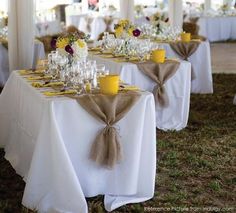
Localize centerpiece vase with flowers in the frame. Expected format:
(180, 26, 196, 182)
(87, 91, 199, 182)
(51, 32, 89, 66)
(114, 19, 141, 39)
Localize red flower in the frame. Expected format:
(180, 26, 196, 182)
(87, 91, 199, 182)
(133, 29, 141, 37)
(50, 37, 57, 49)
(65, 45, 74, 55)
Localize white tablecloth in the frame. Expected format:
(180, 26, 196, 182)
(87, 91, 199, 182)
(66, 14, 87, 28)
(35, 20, 62, 37)
(89, 54, 191, 131)
(0, 40, 46, 86)
(234, 95, 236, 105)
(0, 71, 156, 213)
(160, 41, 213, 94)
(198, 16, 236, 42)
(67, 15, 118, 40)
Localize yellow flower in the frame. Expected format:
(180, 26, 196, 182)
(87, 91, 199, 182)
(128, 27, 134, 36)
(115, 26, 123, 37)
(76, 39, 86, 48)
(119, 19, 130, 27)
(56, 38, 69, 49)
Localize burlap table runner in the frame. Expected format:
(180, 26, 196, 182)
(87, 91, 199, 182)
(0, 39, 8, 49)
(85, 17, 94, 33)
(170, 41, 200, 80)
(134, 60, 180, 107)
(103, 16, 113, 32)
(69, 92, 141, 168)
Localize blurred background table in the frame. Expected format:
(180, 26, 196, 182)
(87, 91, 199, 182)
(89, 54, 191, 131)
(0, 40, 46, 86)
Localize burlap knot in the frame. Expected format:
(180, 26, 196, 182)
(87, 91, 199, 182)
(152, 84, 169, 107)
(0, 39, 8, 49)
(103, 16, 113, 32)
(69, 92, 141, 168)
(85, 17, 93, 33)
(170, 41, 200, 80)
(135, 60, 180, 108)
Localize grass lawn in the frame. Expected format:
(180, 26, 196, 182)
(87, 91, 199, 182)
(0, 74, 236, 212)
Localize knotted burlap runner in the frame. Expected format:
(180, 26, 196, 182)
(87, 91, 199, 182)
(69, 92, 141, 168)
(134, 60, 180, 107)
(0, 39, 8, 49)
(170, 41, 200, 80)
(85, 17, 93, 33)
(103, 16, 114, 32)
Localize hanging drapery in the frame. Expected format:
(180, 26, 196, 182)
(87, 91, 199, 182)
(204, 0, 212, 13)
(223, 0, 233, 7)
(8, 0, 35, 71)
(168, 0, 183, 28)
(119, 0, 134, 22)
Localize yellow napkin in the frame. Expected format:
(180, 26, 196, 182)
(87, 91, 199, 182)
(119, 85, 140, 91)
(43, 90, 77, 97)
(114, 58, 128, 63)
(90, 51, 102, 55)
(19, 69, 45, 75)
(129, 57, 139, 62)
(114, 57, 140, 63)
(31, 82, 64, 88)
(27, 76, 52, 81)
(113, 54, 125, 58)
(101, 54, 115, 58)
(165, 58, 179, 62)
(89, 47, 101, 51)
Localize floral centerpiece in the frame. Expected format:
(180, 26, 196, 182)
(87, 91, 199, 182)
(134, 4, 144, 17)
(51, 32, 89, 63)
(114, 19, 141, 38)
(145, 12, 169, 35)
(108, 5, 117, 13)
(220, 4, 230, 15)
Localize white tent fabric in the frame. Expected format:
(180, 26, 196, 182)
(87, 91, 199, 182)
(204, 0, 212, 13)
(8, 0, 35, 71)
(223, 0, 234, 7)
(119, 0, 134, 22)
(168, 0, 183, 28)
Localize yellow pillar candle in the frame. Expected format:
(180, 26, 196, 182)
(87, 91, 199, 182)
(151, 49, 166, 64)
(181, 32, 191, 42)
(100, 75, 120, 95)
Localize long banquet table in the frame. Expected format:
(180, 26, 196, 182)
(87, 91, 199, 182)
(198, 16, 236, 42)
(160, 40, 213, 94)
(0, 40, 46, 86)
(0, 71, 156, 213)
(89, 54, 191, 131)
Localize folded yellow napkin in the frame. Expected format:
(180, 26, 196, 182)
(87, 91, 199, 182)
(31, 82, 64, 88)
(129, 57, 139, 62)
(114, 57, 141, 63)
(101, 54, 115, 58)
(89, 47, 101, 51)
(113, 54, 125, 58)
(19, 69, 45, 75)
(90, 51, 102, 55)
(27, 76, 52, 81)
(114, 58, 128, 63)
(43, 90, 77, 97)
(165, 58, 179, 62)
(119, 85, 140, 91)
